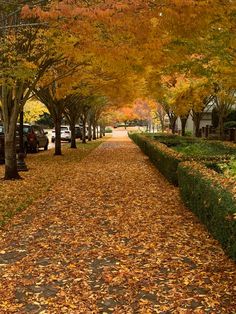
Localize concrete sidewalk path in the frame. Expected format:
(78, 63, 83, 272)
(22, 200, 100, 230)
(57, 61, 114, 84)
(0, 135, 235, 313)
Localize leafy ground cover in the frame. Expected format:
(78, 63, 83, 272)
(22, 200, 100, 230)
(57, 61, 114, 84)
(0, 135, 235, 313)
(0, 141, 102, 226)
(216, 158, 236, 178)
(149, 133, 236, 158)
(173, 141, 236, 157)
(149, 133, 236, 177)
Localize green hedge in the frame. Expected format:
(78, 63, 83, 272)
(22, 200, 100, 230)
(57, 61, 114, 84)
(129, 133, 232, 185)
(178, 162, 236, 260)
(129, 133, 184, 185)
(129, 132, 236, 260)
(152, 133, 236, 155)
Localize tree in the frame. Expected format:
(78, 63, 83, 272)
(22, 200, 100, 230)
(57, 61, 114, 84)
(64, 94, 83, 148)
(0, 1, 66, 179)
(155, 102, 167, 133)
(88, 96, 109, 140)
(212, 84, 236, 139)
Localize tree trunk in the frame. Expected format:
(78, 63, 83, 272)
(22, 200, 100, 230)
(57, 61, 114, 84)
(161, 123, 164, 132)
(70, 120, 76, 149)
(194, 117, 201, 137)
(99, 125, 103, 138)
(219, 114, 225, 140)
(93, 124, 96, 140)
(82, 118, 87, 144)
(4, 130, 21, 180)
(88, 120, 92, 141)
(2, 90, 21, 180)
(180, 117, 187, 136)
(0, 108, 3, 121)
(54, 117, 62, 155)
(97, 126, 99, 139)
(192, 111, 202, 137)
(170, 118, 177, 134)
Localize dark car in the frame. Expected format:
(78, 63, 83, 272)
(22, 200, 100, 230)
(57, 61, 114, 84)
(0, 123, 28, 163)
(22, 124, 49, 152)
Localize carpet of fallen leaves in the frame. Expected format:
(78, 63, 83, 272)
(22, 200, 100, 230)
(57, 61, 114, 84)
(0, 141, 102, 226)
(0, 135, 235, 313)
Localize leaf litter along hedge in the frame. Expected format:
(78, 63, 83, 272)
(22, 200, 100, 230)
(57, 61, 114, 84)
(128, 133, 234, 185)
(178, 162, 236, 261)
(129, 132, 236, 260)
(129, 132, 184, 185)
(151, 133, 236, 155)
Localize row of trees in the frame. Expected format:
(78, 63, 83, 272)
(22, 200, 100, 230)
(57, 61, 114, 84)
(144, 1, 236, 137)
(92, 0, 236, 138)
(0, 0, 235, 179)
(0, 0, 143, 179)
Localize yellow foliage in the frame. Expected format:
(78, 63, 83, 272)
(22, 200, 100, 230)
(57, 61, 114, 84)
(24, 100, 48, 123)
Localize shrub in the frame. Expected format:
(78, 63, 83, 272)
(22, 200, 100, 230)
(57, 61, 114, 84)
(214, 158, 236, 178)
(152, 134, 201, 147)
(152, 134, 236, 158)
(226, 110, 236, 122)
(105, 128, 113, 133)
(129, 133, 235, 184)
(178, 162, 236, 260)
(129, 133, 185, 185)
(224, 121, 236, 129)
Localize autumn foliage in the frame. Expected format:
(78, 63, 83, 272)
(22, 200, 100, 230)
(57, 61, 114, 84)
(0, 0, 235, 177)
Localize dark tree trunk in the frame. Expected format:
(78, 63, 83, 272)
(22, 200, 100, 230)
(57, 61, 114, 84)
(192, 112, 202, 137)
(70, 120, 76, 149)
(180, 117, 188, 136)
(160, 121, 165, 133)
(2, 95, 21, 180)
(54, 117, 62, 155)
(4, 131, 21, 180)
(170, 118, 177, 134)
(194, 119, 201, 137)
(99, 125, 103, 138)
(93, 124, 96, 140)
(219, 115, 225, 140)
(167, 111, 177, 135)
(88, 120, 92, 141)
(82, 119, 87, 144)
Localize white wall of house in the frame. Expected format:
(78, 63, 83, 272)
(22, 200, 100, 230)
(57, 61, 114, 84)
(177, 104, 214, 134)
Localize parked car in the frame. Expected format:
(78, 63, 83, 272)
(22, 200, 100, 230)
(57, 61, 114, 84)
(21, 124, 49, 152)
(0, 123, 28, 163)
(51, 126, 71, 143)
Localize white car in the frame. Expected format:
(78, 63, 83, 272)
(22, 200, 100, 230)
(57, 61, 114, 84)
(51, 126, 71, 143)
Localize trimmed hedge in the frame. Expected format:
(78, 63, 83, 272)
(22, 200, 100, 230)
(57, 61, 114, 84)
(129, 133, 232, 185)
(152, 133, 236, 155)
(178, 162, 236, 260)
(129, 132, 236, 260)
(129, 133, 185, 185)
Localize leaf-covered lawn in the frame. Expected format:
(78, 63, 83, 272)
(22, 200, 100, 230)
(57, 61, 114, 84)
(0, 141, 102, 226)
(172, 141, 236, 157)
(0, 136, 235, 313)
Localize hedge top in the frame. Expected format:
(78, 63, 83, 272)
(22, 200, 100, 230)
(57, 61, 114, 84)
(180, 161, 236, 203)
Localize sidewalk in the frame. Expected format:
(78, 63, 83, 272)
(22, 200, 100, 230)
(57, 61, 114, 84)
(0, 135, 235, 313)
